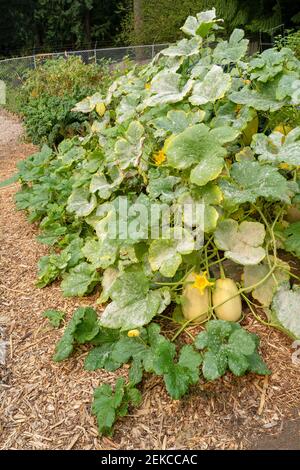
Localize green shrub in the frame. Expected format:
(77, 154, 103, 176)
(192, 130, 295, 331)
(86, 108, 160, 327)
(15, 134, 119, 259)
(4, 86, 23, 114)
(275, 30, 300, 59)
(22, 94, 90, 146)
(20, 56, 116, 146)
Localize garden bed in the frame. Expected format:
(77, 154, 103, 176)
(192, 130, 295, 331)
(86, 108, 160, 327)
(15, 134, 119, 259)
(1, 110, 300, 450)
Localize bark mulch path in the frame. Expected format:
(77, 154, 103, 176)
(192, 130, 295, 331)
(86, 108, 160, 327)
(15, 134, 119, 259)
(0, 109, 300, 450)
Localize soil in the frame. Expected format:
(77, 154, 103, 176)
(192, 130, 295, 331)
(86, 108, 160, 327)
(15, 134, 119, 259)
(0, 109, 300, 450)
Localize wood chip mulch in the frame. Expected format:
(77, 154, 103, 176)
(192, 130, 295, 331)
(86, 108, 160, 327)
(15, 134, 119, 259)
(0, 109, 300, 450)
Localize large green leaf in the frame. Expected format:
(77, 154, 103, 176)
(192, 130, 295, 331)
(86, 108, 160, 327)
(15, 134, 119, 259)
(249, 48, 298, 83)
(209, 126, 240, 144)
(54, 307, 99, 362)
(89, 174, 114, 200)
(229, 87, 284, 112)
(202, 350, 226, 381)
(152, 341, 202, 399)
(67, 188, 97, 217)
(36, 223, 67, 246)
(85, 344, 121, 372)
(214, 219, 266, 265)
(147, 168, 180, 202)
(213, 29, 249, 64)
(243, 259, 290, 307)
(227, 351, 249, 376)
(72, 92, 104, 113)
(100, 289, 170, 330)
(195, 320, 270, 379)
(190, 65, 231, 105)
(59, 146, 86, 166)
(165, 124, 226, 170)
(190, 156, 224, 187)
(109, 270, 150, 307)
(193, 182, 223, 205)
(181, 9, 217, 38)
(151, 109, 205, 137)
(82, 238, 119, 269)
(161, 37, 201, 57)
(114, 121, 144, 170)
(143, 71, 194, 107)
(212, 102, 257, 133)
(220, 161, 293, 207)
(92, 379, 123, 432)
(99, 268, 171, 329)
(36, 252, 70, 288)
(116, 93, 140, 123)
(276, 72, 300, 103)
(61, 262, 100, 297)
(149, 228, 194, 277)
(252, 128, 300, 166)
(271, 284, 300, 338)
(284, 222, 300, 258)
(228, 329, 256, 356)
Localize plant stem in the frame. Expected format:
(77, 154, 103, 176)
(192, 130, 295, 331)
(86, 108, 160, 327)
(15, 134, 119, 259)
(154, 265, 195, 287)
(171, 311, 212, 342)
(205, 256, 227, 270)
(281, 267, 300, 282)
(241, 292, 296, 339)
(216, 250, 226, 278)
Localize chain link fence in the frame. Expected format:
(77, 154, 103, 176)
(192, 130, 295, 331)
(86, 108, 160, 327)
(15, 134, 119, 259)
(0, 28, 289, 96)
(0, 44, 168, 89)
(259, 24, 285, 51)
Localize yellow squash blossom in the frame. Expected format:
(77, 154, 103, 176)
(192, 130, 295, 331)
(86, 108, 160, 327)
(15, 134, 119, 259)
(128, 329, 140, 338)
(279, 163, 292, 171)
(192, 272, 214, 295)
(153, 149, 166, 166)
(96, 102, 106, 117)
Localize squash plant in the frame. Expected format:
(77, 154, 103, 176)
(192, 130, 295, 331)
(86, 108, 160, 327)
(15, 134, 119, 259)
(15, 9, 300, 435)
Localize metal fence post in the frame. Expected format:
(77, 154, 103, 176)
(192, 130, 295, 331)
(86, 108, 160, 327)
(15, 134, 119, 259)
(94, 42, 97, 64)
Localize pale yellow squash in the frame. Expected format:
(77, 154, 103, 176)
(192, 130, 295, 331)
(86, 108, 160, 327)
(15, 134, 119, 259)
(212, 278, 242, 322)
(181, 273, 210, 323)
(286, 206, 300, 223)
(242, 114, 259, 146)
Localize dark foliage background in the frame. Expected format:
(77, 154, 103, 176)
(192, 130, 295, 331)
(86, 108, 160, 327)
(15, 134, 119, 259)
(0, 0, 299, 57)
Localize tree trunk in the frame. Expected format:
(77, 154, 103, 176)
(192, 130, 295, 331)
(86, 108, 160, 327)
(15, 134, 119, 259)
(133, 0, 145, 60)
(134, 0, 143, 40)
(84, 8, 91, 48)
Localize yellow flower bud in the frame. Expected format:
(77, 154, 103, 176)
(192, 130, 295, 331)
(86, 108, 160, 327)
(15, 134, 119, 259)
(127, 329, 140, 338)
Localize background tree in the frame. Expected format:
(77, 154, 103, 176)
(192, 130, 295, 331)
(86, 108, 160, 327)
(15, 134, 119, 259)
(0, 0, 126, 57)
(0, 0, 299, 57)
(119, 0, 300, 45)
